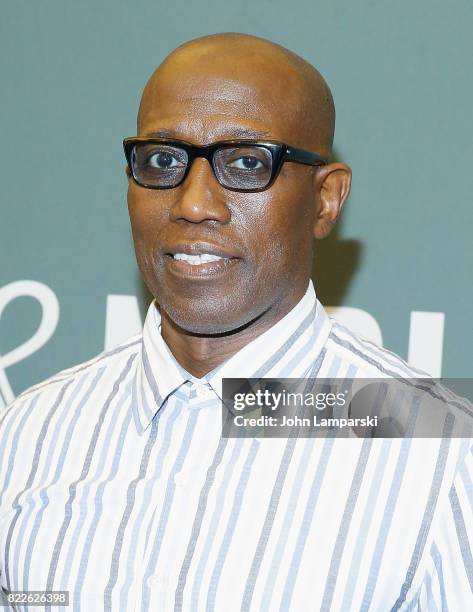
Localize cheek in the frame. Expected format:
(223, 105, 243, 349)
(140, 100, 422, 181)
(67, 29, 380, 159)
(127, 185, 168, 250)
(236, 186, 314, 270)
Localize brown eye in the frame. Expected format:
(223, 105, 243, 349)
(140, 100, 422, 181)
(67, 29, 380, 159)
(148, 151, 181, 169)
(228, 155, 263, 170)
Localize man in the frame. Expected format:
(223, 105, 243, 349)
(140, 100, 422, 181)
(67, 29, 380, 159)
(0, 33, 471, 611)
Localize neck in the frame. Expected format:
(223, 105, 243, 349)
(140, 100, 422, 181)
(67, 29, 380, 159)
(160, 288, 307, 378)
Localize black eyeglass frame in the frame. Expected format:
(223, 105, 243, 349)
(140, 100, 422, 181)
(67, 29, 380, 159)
(123, 137, 329, 193)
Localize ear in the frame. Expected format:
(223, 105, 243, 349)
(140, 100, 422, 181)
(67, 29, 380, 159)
(312, 163, 352, 239)
(125, 164, 132, 179)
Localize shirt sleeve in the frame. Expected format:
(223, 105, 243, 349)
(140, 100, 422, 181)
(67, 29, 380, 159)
(413, 442, 473, 610)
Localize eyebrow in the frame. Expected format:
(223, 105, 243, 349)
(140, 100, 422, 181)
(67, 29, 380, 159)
(143, 127, 272, 140)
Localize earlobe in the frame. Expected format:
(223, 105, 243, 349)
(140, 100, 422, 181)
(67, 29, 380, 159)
(313, 163, 352, 239)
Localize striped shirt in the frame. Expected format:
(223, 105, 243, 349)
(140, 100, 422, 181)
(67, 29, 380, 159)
(0, 281, 472, 611)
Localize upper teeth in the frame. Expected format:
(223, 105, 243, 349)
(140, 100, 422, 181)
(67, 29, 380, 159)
(173, 253, 228, 265)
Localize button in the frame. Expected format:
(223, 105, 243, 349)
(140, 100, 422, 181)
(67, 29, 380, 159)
(147, 574, 166, 589)
(174, 472, 185, 486)
(146, 572, 169, 599)
(196, 384, 213, 398)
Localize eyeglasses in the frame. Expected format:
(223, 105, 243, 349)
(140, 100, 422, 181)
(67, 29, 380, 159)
(123, 137, 328, 193)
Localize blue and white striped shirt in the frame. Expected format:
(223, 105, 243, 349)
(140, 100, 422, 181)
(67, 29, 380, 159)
(1, 281, 472, 611)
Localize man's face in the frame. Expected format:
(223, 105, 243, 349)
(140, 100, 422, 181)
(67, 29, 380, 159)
(127, 50, 322, 334)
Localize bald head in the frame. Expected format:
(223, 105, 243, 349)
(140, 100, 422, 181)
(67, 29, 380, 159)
(137, 33, 335, 157)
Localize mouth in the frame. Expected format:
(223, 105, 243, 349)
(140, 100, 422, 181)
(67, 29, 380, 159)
(164, 252, 240, 277)
(163, 242, 241, 278)
(172, 252, 231, 265)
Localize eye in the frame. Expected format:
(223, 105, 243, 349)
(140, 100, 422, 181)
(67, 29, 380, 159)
(147, 151, 183, 169)
(228, 155, 264, 170)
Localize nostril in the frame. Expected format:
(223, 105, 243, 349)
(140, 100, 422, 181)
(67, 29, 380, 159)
(169, 174, 230, 224)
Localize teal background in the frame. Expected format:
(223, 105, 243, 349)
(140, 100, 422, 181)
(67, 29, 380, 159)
(1, 0, 472, 396)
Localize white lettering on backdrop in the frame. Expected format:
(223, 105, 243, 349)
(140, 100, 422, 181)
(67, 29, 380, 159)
(0, 281, 60, 407)
(0, 284, 446, 409)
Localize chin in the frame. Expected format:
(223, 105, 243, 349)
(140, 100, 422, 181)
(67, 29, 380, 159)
(166, 307, 248, 336)
(161, 296, 265, 337)
(145, 267, 274, 336)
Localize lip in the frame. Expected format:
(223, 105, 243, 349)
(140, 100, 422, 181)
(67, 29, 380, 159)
(165, 254, 240, 278)
(163, 241, 242, 259)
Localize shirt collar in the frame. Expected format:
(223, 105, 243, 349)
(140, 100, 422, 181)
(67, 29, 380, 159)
(131, 280, 332, 434)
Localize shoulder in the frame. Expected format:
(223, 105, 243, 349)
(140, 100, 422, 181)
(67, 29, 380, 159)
(0, 334, 142, 432)
(324, 316, 429, 378)
(0, 336, 143, 501)
(326, 316, 473, 422)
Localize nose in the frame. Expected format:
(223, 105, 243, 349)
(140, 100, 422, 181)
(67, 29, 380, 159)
(169, 158, 231, 224)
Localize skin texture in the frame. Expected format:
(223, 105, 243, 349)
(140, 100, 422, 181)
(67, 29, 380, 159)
(127, 33, 352, 377)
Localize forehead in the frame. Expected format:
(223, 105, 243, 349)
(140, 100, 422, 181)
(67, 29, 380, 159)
(138, 51, 309, 144)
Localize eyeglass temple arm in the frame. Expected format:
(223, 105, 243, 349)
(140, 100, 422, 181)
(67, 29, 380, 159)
(284, 145, 328, 166)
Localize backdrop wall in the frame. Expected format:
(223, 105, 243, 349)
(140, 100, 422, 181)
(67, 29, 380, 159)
(1, 0, 472, 407)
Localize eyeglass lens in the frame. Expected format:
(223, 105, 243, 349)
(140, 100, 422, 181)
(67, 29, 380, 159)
(131, 143, 274, 190)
